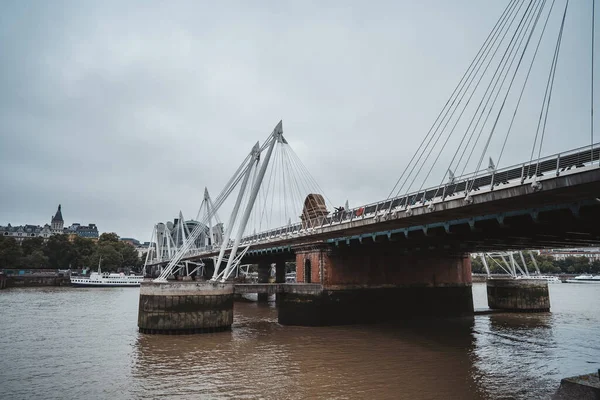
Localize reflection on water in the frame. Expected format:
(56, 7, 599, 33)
(473, 314, 558, 399)
(132, 307, 481, 400)
(470, 284, 600, 399)
(0, 283, 599, 400)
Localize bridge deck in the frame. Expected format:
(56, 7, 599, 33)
(147, 147, 600, 267)
(186, 167, 600, 258)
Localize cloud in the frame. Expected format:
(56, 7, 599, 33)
(0, 0, 594, 240)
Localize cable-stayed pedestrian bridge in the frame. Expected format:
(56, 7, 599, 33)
(146, 139, 600, 275)
(202, 144, 600, 253)
(136, 0, 600, 333)
(235, 143, 600, 252)
(146, 0, 600, 283)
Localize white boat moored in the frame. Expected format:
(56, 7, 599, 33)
(70, 257, 143, 287)
(70, 271, 143, 287)
(515, 275, 561, 283)
(565, 275, 600, 284)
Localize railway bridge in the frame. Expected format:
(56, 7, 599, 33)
(138, 0, 600, 332)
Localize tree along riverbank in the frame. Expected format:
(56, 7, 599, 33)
(0, 233, 145, 272)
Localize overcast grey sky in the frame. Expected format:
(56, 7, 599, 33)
(0, 0, 597, 241)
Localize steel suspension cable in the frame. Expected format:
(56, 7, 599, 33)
(280, 146, 299, 216)
(280, 146, 296, 233)
(530, 0, 569, 177)
(419, 0, 540, 197)
(592, 0, 596, 163)
(157, 157, 253, 279)
(284, 146, 315, 225)
(280, 140, 288, 229)
(285, 147, 330, 228)
(428, 1, 547, 199)
(463, 0, 544, 180)
(400, 0, 528, 202)
(159, 132, 278, 279)
(468, 0, 549, 193)
(247, 152, 262, 234)
(273, 145, 305, 230)
(158, 127, 281, 280)
(414, 0, 534, 200)
(285, 150, 322, 224)
(393, 0, 524, 202)
(436, 5, 528, 191)
(257, 143, 279, 231)
(284, 145, 310, 230)
(423, 0, 544, 200)
(460, 0, 542, 179)
(451, 0, 537, 180)
(386, 0, 521, 200)
(284, 149, 305, 230)
(270, 144, 282, 228)
(281, 146, 304, 212)
(441, 1, 536, 199)
(286, 145, 335, 209)
(496, 0, 557, 168)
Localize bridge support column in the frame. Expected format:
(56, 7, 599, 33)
(279, 244, 473, 326)
(257, 261, 270, 302)
(275, 258, 286, 304)
(138, 281, 233, 334)
(487, 278, 550, 312)
(275, 259, 286, 283)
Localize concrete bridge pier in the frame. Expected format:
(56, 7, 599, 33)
(138, 281, 233, 334)
(275, 259, 286, 283)
(487, 278, 550, 312)
(275, 258, 286, 304)
(255, 258, 286, 302)
(278, 244, 474, 326)
(257, 261, 270, 302)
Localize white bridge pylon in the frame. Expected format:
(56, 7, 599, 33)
(154, 121, 289, 282)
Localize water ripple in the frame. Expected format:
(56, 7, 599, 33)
(0, 284, 599, 399)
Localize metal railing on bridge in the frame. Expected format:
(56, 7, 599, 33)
(238, 143, 600, 247)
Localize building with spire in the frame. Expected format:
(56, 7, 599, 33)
(51, 204, 64, 233)
(1, 204, 99, 243)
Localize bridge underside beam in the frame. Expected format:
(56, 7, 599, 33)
(330, 202, 600, 253)
(155, 169, 600, 268)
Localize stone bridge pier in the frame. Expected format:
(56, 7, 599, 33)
(278, 242, 473, 326)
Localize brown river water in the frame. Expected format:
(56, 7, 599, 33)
(0, 283, 599, 400)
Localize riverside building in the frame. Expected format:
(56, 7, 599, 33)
(0, 204, 99, 242)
